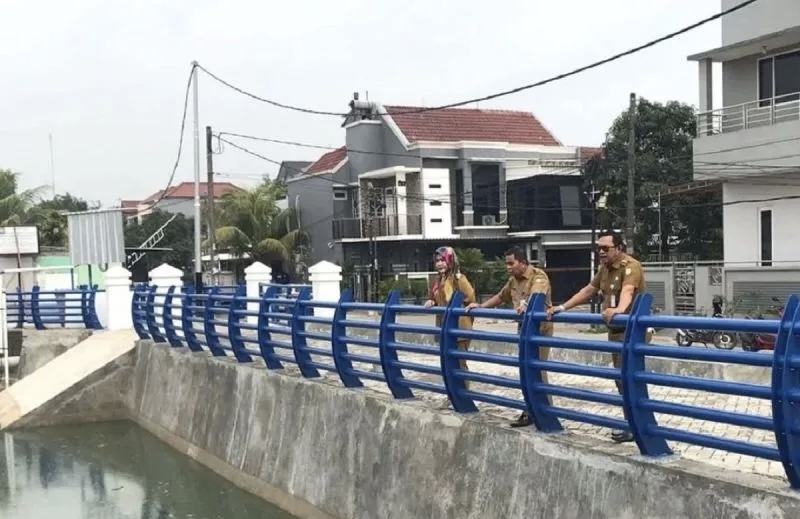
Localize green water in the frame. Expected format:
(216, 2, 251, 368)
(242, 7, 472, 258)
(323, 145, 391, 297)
(0, 422, 298, 519)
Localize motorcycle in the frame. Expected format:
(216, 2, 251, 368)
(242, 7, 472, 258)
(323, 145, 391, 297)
(738, 296, 783, 352)
(675, 295, 735, 349)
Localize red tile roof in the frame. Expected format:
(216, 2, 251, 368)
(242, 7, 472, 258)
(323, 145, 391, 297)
(305, 147, 347, 175)
(142, 182, 242, 203)
(384, 106, 561, 146)
(579, 146, 603, 164)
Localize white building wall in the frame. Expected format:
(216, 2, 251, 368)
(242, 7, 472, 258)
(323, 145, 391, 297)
(420, 168, 452, 238)
(722, 181, 800, 265)
(721, 0, 800, 47)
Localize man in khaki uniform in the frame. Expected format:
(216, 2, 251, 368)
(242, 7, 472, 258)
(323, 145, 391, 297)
(547, 230, 650, 443)
(466, 246, 553, 428)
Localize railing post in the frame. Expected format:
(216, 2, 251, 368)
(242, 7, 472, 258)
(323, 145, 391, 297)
(181, 288, 202, 352)
(257, 285, 283, 369)
(290, 287, 319, 378)
(145, 285, 166, 343)
(378, 290, 413, 399)
(228, 285, 253, 363)
(131, 285, 150, 340)
(771, 294, 800, 489)
(330, 289, 362, 388)
(162, 286, 182, 347)
(203, 287, 226, 356)
(30, 286, 44, 330)
(519, 293, 563, 432)
(620, 293, 672, 457)
(81, 285, 103, 330)
(439, 291, 476, 412)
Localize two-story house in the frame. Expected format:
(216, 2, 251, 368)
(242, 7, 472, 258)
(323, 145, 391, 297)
(287, 97, 600, 300)
(689, 0, 800, 266)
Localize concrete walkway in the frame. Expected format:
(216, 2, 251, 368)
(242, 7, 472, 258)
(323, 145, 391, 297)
(0, 329, 137, 429)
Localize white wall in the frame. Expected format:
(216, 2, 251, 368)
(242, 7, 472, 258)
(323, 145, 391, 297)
(420, 168, 452, 238)
(722, 181, 800, 265)
(722, 0, 800, 47)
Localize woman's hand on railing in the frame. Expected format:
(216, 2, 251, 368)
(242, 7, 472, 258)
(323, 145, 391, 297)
(423, 299, 435, 309)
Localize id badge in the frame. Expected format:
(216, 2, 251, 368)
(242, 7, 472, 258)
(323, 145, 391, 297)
(610, 295, 617, 308)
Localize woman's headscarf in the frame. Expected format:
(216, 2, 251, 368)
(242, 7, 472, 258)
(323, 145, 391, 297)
(434, 246, 461, 278)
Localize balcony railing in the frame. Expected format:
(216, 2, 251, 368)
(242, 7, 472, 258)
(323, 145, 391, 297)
(332, 214, 423, 240)
(696, 92, 800, 137)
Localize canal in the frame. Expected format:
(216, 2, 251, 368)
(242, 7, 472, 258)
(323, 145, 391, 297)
(0, 421, 299, 518)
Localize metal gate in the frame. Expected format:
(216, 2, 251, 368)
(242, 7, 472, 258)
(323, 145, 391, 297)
(673, 265, 696, 315)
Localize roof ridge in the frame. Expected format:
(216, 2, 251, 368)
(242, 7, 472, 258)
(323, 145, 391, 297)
(384, 104, 536, 116)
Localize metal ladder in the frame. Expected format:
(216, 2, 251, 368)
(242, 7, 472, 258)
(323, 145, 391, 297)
(127, 213, 179, 267)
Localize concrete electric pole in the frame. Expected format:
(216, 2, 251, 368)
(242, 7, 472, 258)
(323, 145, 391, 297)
(206, 125, 217, 285)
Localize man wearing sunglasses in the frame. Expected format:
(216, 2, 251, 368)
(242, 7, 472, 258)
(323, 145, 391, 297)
(546, 230, 649, 444)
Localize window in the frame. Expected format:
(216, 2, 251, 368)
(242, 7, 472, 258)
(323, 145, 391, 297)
(333, 188, 347, 201)
(759, 209, 773, 267)
(758, 50, 800, 106)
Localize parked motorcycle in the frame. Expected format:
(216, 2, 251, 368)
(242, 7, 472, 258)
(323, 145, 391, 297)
(675, 295, 735, 349)
(738, 296, 783, 352)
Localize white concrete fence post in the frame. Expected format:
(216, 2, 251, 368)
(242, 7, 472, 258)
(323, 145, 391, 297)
(308, 261, 342, 318)
(149, 263, 184, 328)
(105, 265, 134, 331)
(245, 262, 272, 325)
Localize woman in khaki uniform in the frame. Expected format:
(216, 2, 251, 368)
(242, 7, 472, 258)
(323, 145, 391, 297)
(424, 246, 476, 382)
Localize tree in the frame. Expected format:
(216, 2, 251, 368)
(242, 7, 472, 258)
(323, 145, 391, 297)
(213, 178, 308, 271)
(124, 209, 195, 272)
(26, 193, 99, 247)
(0, 169, 45, 226)
(584, 98, 722, 259)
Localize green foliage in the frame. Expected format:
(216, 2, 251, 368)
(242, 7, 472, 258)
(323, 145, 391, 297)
(454, 248, 507, 295)
(125, 209, 195, 271)
(26, 193, 100, 247)
(213, 178, 309, 269)
(0, 169, 46, 226)
(585, 98, 722, 259)
(378, 276, 429, 302)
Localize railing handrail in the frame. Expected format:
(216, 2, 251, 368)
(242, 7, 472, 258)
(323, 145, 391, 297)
(696, 91, 800, 117)
(132, 283, 800, 489)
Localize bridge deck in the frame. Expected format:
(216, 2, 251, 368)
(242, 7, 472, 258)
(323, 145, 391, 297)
(252, 314, 781, 482)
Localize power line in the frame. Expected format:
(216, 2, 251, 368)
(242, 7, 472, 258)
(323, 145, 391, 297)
(196, 0, 757, 117)
(147, 63, 197, 208)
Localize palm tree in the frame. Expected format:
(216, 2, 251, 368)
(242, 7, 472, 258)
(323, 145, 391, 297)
(0, 169, 45, 226)
(213, 180, 308, 271)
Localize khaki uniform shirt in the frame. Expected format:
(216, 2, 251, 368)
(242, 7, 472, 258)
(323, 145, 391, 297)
(499, 265, 553, 336)
(430, 273, 476, 334)
(590, 253, 645, 337)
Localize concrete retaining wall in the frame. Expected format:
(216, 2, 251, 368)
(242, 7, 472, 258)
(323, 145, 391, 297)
(120, 341, 799, 519)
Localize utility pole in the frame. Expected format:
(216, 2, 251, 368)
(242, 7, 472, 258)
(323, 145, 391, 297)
(626, 92, 637, 255)
(191, 61, 203, 291)
(587, 180, 601, 314)
(365, 182, 383, 302)
(205, 125, 217, 286)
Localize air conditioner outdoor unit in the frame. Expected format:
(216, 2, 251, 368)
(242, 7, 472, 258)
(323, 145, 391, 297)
(482, 215, 497, 225)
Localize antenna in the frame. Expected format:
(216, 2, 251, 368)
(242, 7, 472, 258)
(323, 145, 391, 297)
(49, 133, 56, 198)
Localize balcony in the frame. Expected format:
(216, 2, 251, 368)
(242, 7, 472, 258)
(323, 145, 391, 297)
(696, 93, 800, 137)
(693, 93, 800, 181)
(332, 214, 423, 240)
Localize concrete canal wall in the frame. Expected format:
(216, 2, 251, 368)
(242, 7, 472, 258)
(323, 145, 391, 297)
(3, 338, 800, 519)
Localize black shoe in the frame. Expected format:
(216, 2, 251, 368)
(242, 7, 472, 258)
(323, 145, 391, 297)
(611, 429, 634, 443)
(510, 411, 532, 428)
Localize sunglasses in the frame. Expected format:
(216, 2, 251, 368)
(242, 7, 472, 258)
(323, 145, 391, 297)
(597, 245, 613, 252)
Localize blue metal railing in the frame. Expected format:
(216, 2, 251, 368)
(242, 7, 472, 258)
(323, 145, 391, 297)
(132, 284, 800, 489)
(5, 285, 103, 330)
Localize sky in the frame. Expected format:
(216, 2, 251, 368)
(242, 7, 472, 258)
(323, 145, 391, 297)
(0, 0, 724, 206)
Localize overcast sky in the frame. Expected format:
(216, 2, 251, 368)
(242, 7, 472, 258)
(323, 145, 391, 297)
(0, 0, 724, 206)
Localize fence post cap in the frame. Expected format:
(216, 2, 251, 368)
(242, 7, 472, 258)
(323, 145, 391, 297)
(309, 260, 342, 274)
(149, 263, 183, 278)
(244, 261, 272, 275)
(105, 264, 131, 278)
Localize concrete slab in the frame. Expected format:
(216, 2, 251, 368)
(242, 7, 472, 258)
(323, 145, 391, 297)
(0, 329, 137, 429)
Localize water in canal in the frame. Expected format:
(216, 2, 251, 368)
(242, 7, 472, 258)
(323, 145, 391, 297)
(0, 421, 298, 518)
